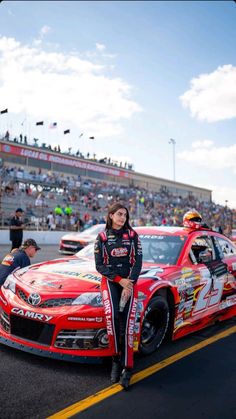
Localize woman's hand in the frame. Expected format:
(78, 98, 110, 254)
(121, 287, 132, 300)
(119, 278, 133, 291)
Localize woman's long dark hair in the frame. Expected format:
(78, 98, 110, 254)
(105, 202, 132, 230)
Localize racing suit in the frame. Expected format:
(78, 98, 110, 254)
(94, 227, 142, 369)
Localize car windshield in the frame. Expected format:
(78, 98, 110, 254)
(76, 233, 186, 265)
(139, 234, 186, 265)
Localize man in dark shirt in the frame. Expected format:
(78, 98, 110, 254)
(0, 238, 41, 286)
(9, 208, 25, 250)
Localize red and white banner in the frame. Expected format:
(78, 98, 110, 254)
(0, 142, 131, 178)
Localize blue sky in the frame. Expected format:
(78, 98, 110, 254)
(1, 1, 236, 207)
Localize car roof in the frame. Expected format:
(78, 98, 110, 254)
(134, 226, 209, 237)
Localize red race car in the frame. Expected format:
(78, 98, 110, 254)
(0, 226, 235, 363)
(230, 229, 236, 243)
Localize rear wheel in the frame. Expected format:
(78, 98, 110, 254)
(140, 296, 170, 355)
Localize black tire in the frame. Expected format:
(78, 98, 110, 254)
(139, 296, 170, 355)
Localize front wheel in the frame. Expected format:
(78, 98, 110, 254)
(139, 296, 170, 355)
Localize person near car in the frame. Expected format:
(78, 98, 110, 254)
(9, 208, 25, 250)
(94, 202, 142, 389)
(0, 238, 41, 286)
(183, 209, 210, 230)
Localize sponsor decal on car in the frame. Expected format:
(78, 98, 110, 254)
(232, 263, 236, 271)
(67, 316, 103, 322)
(48, 270, 101, 283)
(220, 295, 236, 309)
(0, 295, 7, 306)
(174, 318, 184, 328)
(11, 307, 53, 322)
(35, 280, 59, 288)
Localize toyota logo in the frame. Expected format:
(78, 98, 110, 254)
(28, 293, 41, 306)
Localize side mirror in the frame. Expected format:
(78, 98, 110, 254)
(198, 250, 212, 263)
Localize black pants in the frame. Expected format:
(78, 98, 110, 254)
(11, 237, 23, 250)
(101, 277, 138, 369)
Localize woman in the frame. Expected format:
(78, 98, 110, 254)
(94, 202, 142, 389)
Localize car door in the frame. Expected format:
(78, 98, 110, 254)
(214, 234, 236, 277)
(184, 233, 228, 321)
(212, 235, 236, 305)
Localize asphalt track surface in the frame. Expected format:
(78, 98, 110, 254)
(0, 245, 235, 419)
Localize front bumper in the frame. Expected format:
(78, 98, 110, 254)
(0, 334, 103, 363)
(0, 289, 112, 362)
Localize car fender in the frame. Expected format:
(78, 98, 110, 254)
(136, 281, 179, 339)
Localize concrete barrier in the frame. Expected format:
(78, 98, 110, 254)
(0, 230, 70, 245)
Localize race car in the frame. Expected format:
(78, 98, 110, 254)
(230, 229, 236, 243)
(0, 226, 235, 363)
(59, 223, 105, 254)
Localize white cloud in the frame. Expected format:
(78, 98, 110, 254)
(177, 141, 236, 206)
(39, 25, 51, 37)
(192, 140, 213, 149)
(178, 141, 236, 171)
(180, 65, 236, 122)
(210, 185, 236, 209)
(96, 43, 106, 51)
(0, 35, 141, 145)
(86, 43, 116, 60)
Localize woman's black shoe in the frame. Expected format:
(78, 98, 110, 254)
(119, 368, 132, 390)
(110, 361, 121, 384)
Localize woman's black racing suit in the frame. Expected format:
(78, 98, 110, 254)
(94, 227, 142, 368)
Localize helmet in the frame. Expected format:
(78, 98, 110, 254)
(183, 209, 202, 229)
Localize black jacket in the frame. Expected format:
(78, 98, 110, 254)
(94, 227, 142, 284)
(9, 215, 23, 241)
(0, 249, 30, 285)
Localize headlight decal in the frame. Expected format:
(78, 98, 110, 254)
(3, 275, 16, 294)
(72, 292, 103, 307)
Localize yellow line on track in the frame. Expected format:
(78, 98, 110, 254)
(47, 324, 236, 419)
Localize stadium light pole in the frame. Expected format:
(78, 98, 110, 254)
(169, 138, 176, 181)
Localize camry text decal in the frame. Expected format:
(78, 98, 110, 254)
(11, 307, 53, 322)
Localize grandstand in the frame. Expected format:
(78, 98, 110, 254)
(0, 137, 233, 235)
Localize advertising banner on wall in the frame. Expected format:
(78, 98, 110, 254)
(0, 142, 131, 178)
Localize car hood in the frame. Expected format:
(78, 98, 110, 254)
(14, 258, 102, 293)
(14, 258, 176, 294)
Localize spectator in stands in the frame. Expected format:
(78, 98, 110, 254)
(54, 204, 63, 216)
(64, 204, 73, 217)
(76, 213, 84, 232)
(46, 211, 56, 230)
(35, 193, 43, 207)
(54, 204, 63, 228)
(1, 161, 234, 233)
(9, 208, 25, 250)
(0, 238, 41, 286)
(64, 204, 73, 229)
(5, 130, 10, 141)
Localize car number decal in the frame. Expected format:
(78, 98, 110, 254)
(193, 273, 225, 314)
